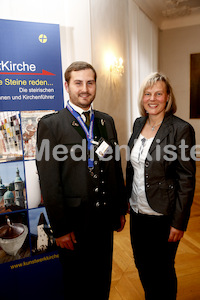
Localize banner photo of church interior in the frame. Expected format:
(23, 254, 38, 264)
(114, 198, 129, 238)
(21, 110, 54, 160)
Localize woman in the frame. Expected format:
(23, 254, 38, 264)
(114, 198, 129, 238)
(126, 72, 196, 300)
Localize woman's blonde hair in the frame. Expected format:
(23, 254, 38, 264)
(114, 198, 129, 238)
(138, 72, 177, 116)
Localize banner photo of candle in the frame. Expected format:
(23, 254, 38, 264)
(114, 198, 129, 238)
(0, 211, 30, 264)
(0, 111, 23, 163)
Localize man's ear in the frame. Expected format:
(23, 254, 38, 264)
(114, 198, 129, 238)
(64, 81, 69, 92)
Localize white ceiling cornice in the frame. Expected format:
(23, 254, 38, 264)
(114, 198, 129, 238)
(132, 0, 200, 30)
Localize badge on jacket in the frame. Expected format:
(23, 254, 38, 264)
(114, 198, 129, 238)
(94, 138, 112, 158)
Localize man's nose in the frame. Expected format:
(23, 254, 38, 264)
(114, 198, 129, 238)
(82, 83, 88, 92)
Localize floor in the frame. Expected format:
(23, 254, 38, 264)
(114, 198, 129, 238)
(109, 161, 200, 300)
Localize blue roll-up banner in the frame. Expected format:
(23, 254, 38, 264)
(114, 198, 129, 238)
(0, 19, 65, 300)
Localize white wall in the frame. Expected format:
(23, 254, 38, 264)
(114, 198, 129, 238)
(159, 25, 200, 146)
(90, 0, 158, 171)
(128, 0, 158, 130)
(90, 0, 129, 150)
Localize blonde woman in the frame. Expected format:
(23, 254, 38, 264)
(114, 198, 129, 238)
(126, 72, 196, 300)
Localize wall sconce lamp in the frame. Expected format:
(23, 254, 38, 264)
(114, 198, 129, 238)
(105, 53, 124, 76)
(110, 57, 124, 76)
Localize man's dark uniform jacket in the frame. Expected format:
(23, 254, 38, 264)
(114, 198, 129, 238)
(36, 108, 127, 239)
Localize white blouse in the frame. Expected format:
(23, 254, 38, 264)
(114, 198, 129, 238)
(129, 134, 162, 216)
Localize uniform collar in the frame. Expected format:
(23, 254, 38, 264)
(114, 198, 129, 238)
(69, 100, 91, 116)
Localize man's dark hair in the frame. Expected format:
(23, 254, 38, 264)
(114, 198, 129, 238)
(64, 61, 97, 83)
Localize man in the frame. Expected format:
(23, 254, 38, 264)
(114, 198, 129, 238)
(36, 61, 127, 300)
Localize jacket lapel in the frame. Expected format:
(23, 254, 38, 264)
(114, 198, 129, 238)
(128, 117, 147, 151)
(94, 113, 108, 140)
(128, 114, 173, 155)
(71, 119, 86, 139)
(64, 108, 86, 139)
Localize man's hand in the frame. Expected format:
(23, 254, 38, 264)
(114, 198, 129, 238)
(56, 232, 77, 250)
(116, 215, 126, 232)
(168, 226, 184, 242)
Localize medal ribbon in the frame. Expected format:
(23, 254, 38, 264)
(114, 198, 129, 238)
(66, 101, 94, 168)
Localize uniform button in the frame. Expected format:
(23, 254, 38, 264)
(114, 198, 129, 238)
(145, 162, 149, 167)
(103, 202, 107, 206)
(96, 201, 100, 207)
(146, 174, 149, 178)
(100, 169, 104, 173)
(101, 181, 105, 184)
(146, 183, 150, 188)
(94, 161, 98, 165)
(95, 187, 99, 193)
(102, 191, 106, 195)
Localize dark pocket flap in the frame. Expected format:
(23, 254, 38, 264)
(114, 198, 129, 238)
(65, 197, 81, 207)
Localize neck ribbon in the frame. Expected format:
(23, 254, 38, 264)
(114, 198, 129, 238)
(66, 101, 94, 168)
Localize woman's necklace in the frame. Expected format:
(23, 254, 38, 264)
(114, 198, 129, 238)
(148, 119, 163, 131)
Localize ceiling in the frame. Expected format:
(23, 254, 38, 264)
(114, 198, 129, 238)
(133, 0, 200, 30)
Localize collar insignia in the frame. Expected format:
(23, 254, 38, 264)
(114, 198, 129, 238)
(72, 121, 79, 127)
(101, 119, 105, 126)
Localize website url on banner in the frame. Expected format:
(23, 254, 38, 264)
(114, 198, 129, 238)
(10, 253, 59, 270)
